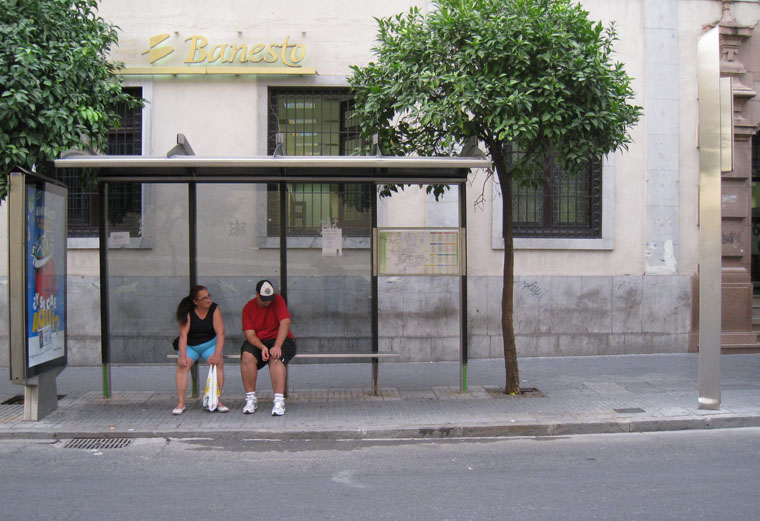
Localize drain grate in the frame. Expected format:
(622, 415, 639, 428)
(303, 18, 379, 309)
(614, 407, 645, 414)
(0, 405, 24, 423)
(64, 438, 134, 450)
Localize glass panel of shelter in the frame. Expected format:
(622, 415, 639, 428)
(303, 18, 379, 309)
(195, 183, 281, 357)
(105, 182, 283, 363)
(284, 182, 373, 361)
(107, 183, 190, 363)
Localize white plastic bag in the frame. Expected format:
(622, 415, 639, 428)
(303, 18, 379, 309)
(202, 365, 220, 411)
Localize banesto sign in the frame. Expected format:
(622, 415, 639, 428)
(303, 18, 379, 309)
(142, 33, 307, 67)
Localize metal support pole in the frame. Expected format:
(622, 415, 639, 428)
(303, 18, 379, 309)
(697, 27, 721, 410)
(279, 181, 288, 302)
(279, 181, 289, 396)
(371, 182, 379, 396)
(99, 182, 111, 398)
(189, 182, 198, 287)
(188, 182, 199, 397)
(459, 180, 468, 392)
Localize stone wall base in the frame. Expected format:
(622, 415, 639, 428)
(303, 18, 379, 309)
(0, 274, 693, 366)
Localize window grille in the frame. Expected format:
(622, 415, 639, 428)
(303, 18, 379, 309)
(267, 88, 370, 237)
(58, 87, 143, 237)
(507, 146, 602, 239)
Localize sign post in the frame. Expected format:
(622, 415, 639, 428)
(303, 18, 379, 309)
(8, 171, 68, 420)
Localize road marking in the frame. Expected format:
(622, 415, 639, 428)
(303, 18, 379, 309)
(332, 470, 366, 489)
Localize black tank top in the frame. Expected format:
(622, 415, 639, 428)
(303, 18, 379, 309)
(187, 302, 217, 346)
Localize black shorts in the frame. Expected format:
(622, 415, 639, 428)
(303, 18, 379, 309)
(240, 337, 297, 370)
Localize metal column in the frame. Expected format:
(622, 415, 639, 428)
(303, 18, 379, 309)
(459, 180, 468, 392)
(188, 182, 199, 397)
(280, 181, 289, 396)
(697, 27, 722, 410)
(99, 182, 111, 398)
(279, 181, 288, 301)
(371, 182, 379, 395)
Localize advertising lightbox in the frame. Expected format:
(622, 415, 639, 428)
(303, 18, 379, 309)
(9, 171, 68, 382)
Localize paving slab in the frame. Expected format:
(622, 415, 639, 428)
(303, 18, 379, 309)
(0, 354, 758, 440)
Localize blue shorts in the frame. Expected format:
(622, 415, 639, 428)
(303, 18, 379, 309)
(186, 337, 217, 363)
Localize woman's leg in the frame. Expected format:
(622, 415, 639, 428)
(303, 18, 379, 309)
(175, 358, 195, 409)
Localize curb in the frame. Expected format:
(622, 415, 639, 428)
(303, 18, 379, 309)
(1, 415, 759, 441)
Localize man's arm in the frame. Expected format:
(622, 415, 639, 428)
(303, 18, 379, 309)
(243, 329, 270, 360)
(243, 329, 266, 349)
(207, 307, 225, 366)
(273, 318, 291, 350)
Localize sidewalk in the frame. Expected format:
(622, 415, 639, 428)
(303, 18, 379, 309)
(0, 353, 758, 440)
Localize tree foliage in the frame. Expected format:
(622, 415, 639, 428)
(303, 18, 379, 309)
(0, 0, 141, 199)
(350, 0, 641, 393)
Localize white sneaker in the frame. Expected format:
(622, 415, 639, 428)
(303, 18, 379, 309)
(242, 396, 258, 414)
(272, 398, 285, 416)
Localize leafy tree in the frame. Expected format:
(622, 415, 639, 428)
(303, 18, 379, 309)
(350, 0, 641, 393)
(0, 0, 141, 199)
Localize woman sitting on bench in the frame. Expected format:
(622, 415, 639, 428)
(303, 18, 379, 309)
(172, 285, 228, 414)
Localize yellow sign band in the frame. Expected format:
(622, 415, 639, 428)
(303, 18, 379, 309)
(118, 67, 317, 76)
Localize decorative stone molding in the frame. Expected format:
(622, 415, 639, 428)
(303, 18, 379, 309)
(707, 1, 758, 138)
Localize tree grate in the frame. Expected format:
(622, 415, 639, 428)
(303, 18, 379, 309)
(64, 438, 134, 450)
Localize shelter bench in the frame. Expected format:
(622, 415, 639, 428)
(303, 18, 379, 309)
(167, 352, 400, 396)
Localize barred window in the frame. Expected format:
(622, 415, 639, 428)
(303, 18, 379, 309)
(508, 146, 603, 239)
(267, 88, 370, 237)
(58, 86, 143, 238)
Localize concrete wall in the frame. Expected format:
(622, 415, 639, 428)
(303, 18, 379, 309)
(379, 274, 691, 362)
(55, 272, 693, 366)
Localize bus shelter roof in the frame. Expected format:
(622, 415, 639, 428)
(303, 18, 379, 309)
(54, 155, 492, 184)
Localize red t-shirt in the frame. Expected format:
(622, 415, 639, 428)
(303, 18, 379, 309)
(241, 294, 293, 341)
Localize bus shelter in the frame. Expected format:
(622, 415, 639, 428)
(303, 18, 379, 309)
(55, 151, 491, 397)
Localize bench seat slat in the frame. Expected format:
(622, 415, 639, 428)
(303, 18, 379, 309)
(293, 353, 399, 358)
(168, 353, 399, 359)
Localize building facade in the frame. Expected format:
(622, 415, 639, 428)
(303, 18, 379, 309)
(2, 0, 760, 366)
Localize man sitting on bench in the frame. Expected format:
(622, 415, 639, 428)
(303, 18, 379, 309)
(240, 280, 297, 416)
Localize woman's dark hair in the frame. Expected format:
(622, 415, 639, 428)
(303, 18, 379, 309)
(176, 285, 207, 325)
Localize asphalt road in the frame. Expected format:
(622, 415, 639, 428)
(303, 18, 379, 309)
(1, 428, 759, 521)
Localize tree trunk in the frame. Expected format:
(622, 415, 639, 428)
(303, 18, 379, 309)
(482, 140, 520, 394)
(500, 172, 520, 394)
(490, 154, 520, 395)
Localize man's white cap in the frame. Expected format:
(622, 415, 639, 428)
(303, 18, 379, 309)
(256, 280, 275, 301)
